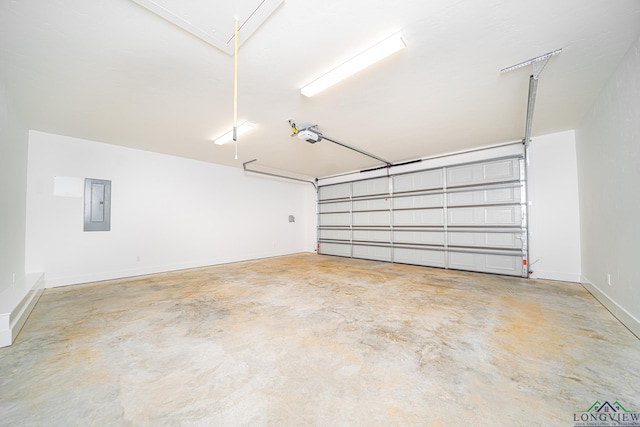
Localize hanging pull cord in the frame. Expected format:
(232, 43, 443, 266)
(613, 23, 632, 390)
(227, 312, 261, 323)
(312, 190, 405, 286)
(233, 19, 239, 159)
(233, 126, 238, 159)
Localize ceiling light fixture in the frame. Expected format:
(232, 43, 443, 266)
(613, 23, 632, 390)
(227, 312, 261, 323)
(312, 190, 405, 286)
(300, 31, 407, 97)
(214, 121, 256, 145)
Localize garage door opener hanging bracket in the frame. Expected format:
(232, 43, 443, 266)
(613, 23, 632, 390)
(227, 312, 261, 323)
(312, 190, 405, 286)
(500, 48, 562, 146)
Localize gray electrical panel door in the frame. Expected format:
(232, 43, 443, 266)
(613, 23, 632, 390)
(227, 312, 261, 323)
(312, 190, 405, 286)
(84, 178, 111, 231)
(317, 154, 528, 277)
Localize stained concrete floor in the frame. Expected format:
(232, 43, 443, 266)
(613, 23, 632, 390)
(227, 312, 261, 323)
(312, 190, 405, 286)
(1, 254, 639, 426)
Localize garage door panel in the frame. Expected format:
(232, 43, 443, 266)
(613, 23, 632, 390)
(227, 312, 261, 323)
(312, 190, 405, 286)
(393, 169, 443, 192)
(394, 209, 444, 226)
(319, 183, 350, 200)
(447, 158, 520, 187)
(485, 254, 520, 273)
(394, 247, 445, 267)
(319, 212, 351, 226)
(485, 206, 522, 225)
(352, 245, 392, 262)
(353, 211, 390, 226)
(319, 229, 351, 241)
(394, 230, 445, 245)
(447, 208, 476, 225)
(353, 229, 391, 243)
(448, 251, 521, 276)
(319, 242, 351, 257)
(319, 201, 350, 213)
(353, 198, 390, 211)
(485, 186, 522, 204)
(448, 231, 522, 249)
(483, 160, 518, 181)
(448, 206, 522, 226)
(447, 186, 522, 206)
(353, 177, 389, 197)
(486, 232, 522, 248)
(393, 193, 443, 209)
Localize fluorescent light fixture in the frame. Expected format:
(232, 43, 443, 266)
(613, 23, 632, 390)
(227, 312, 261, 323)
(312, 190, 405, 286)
(300, 31, 407, 97)
(214, 121, 256, 145)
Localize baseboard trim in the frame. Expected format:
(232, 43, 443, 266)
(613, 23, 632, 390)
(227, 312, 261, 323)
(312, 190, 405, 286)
(44, 250, 316, 288)
(581, 276, 640, 340)
(531, 270, 581, 283)
(0, 273, 45, 348)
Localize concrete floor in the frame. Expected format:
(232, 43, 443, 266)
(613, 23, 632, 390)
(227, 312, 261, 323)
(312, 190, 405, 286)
(1, 253, 639, 426)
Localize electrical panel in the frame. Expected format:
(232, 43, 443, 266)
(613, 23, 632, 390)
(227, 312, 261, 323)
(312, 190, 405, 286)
(84, 178, 111, 232)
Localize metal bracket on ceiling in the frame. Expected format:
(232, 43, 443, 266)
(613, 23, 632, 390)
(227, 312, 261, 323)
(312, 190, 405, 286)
(531, 54, 553, 80)
(243, 159, 317, 189)
(501, 48, 562, 146)
(500, 49, 562, 77)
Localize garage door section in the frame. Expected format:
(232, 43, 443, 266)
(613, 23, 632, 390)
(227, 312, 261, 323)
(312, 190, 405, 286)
(317, 155, 527, 277)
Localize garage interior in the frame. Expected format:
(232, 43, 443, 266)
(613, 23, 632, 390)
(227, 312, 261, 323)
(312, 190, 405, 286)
(1, 0, 640, 424)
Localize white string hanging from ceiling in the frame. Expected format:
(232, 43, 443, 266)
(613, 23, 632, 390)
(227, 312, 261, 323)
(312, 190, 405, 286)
(232, 19, 239, 160)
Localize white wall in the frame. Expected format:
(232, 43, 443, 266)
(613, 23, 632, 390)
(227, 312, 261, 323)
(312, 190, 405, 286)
(0, 83, 28, 295)
(0, 83, 28, 303)
(0, 82, 44, 347)
(575, 34, 640, 337)
(25, 131, 317, 287)
(527, 130, 581, 282)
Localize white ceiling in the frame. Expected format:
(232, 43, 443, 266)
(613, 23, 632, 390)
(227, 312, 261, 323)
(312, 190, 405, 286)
(1, 0, 639, 178)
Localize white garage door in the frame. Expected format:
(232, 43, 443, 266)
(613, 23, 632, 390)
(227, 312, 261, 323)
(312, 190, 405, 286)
(317, 154, 528, 277)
